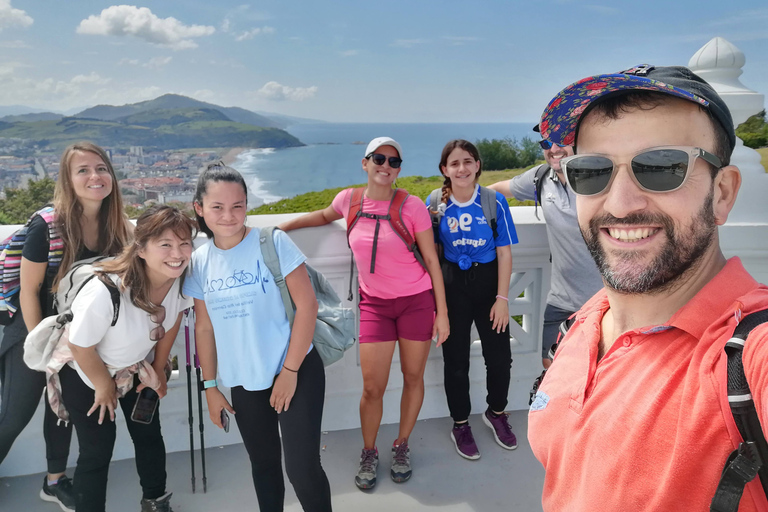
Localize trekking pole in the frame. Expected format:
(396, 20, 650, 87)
(184, 308, 196, 493)
(192, 311, 208, 493)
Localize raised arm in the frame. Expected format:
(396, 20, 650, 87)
(278, 205, 342, 232)
(487, 180, 513, 198)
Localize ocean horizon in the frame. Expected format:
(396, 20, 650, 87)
(233, 122, 536, 206)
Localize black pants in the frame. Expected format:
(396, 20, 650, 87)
(231, 347, 332, 512)
(441, 259, 512, 422)
(59, 364, 166, 512)
(0, 316, 72, 473)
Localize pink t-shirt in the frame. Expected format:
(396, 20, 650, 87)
(332, 188, 433, 300)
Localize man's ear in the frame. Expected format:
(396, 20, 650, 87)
(713, 165, 742, 226)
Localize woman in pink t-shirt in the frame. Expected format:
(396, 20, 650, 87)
(279, 136, 449, 490)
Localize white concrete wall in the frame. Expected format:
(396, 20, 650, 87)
(2, 206, 767, 477)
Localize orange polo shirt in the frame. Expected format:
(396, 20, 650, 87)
(528, 258, 768, 512)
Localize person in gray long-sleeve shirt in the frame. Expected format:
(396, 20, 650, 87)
(488, 125, 602, 368)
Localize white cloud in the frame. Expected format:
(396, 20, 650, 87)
(0, 1, 33, 32)
(443, 36, 479, 46)
(391, 39, 429, 48)
(0, 39, 30, 48)
(119, 58, 140, 65)
(145, 56, 172, 69)
(235, 26, 275, 41)
(221, 18, 231, 33)
(76, 5, 216, 50)
(257, 81, 318, 102)
(71, 72, 111, 85)
(340, 50, 359, 57)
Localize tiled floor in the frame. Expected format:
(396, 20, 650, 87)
(0, 411, 544, 511)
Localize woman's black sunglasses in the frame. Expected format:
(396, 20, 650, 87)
(561, 146, 722, 196)
(367, 153, 402, 168)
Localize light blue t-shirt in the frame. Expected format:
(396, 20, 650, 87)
(428, 185, 518, 265)
(184, 228, 306, 391)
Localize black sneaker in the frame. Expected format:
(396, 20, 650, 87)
(140, 491, 174, 512)
(40, 475, 75, 511)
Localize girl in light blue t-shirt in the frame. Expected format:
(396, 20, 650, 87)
(184, 162, 331, 512)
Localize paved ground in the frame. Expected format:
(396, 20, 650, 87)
(0, 411, 544, 511)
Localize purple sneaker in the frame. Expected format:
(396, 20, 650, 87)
(483, 409, 518, 450)
(451, 423, 480, 460)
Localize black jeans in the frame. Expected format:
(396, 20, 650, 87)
(59, 364, 167, 512)
(0, 315, 72, 473)
(441, 259, 512, 422)
(542, 303, 574, 359)
(231, 347, 332, 512)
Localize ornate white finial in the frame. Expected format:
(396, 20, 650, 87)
(689, 37, 745, 72)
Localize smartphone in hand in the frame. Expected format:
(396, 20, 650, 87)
(221, 409, 230, 433)
(131, 388, 159, 424)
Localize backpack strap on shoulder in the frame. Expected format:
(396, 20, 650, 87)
(711, 308, 768, 512)
(346, 188, 365, 244)
(479, 186, 498, 239)
(96, 274, 121, 326)
(532, 164, 551, 221)
(259, 226, 295, 325)
(388, 189, 426, 270)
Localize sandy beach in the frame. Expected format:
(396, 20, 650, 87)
(221, 147, 245, 165)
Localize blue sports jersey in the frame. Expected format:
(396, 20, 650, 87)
(427, 185, 518, 265)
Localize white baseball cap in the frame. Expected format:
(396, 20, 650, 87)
(365, 137, 403, 159)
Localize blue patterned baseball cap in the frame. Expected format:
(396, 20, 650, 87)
(539, 64, 735, 150)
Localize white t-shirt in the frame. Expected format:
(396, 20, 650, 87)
(68, 274, 193, 389)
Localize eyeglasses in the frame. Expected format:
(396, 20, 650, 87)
(538, 140, 568, 150)
(367, 153, 402, 169)
(149, 305, 166, 342)
(561, 146, 722, 196)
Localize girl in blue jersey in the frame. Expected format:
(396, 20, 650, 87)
(184, 162, 331, 512)
(428, 139, 518, 461)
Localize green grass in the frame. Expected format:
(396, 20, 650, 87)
(247, 165, 537, 215)
(756, 147, 768, 172)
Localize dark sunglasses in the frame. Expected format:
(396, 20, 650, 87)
(367, 153, 402, 168)
(561, 146, 722, 196)
(149, 305, 166, 342)
(538, 140, 568, 150)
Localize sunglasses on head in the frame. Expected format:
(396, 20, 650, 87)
(367, 153, 402, 169)
(539, 140, 568, 150)
(561, 146, 722, 196)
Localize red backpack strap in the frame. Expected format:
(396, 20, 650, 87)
(388, 189, 416, 250)
(346, 188, 366, 245)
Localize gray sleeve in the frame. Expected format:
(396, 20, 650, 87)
(507, 165, 541, 202)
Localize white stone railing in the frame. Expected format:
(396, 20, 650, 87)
(3, 205, 768, 478)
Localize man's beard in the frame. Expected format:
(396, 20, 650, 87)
(582, 190, 716, 295)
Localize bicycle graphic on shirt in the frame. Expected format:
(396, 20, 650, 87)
(225, 269, 255, 288)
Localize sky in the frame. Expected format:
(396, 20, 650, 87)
(0, 0, 766, 123)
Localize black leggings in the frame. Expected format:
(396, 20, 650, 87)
(231, 347, 332, 512)
(59, 364, 167, 512)
(441, 258, 512, 422)
(0, 319, 72, 473)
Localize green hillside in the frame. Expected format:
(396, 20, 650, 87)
(117, 108, 231, 128)
(76, 93, 282, 128)
(248, 169, 535, 215)
(0, 115, 303, 151)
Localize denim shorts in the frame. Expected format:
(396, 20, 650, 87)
(358, 288, 435, 343)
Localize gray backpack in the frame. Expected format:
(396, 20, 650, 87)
(428, 186, 499, 240)
(259, 227, 356, 366)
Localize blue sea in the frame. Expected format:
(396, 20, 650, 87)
(232, 123, 534, 206)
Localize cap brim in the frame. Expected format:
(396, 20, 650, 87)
(539, 74, 711, 146)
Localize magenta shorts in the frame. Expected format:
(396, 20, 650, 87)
(358, 288, 435, 343)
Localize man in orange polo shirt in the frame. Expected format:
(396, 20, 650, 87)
(527, 65, 768, 512)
